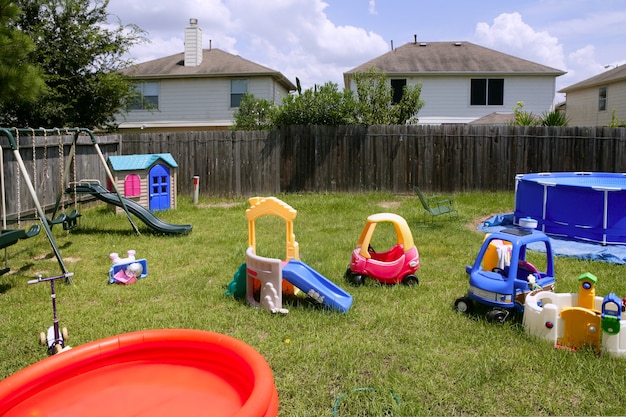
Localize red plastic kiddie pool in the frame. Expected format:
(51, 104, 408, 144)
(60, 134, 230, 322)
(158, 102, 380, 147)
(0, 329, 278, 417)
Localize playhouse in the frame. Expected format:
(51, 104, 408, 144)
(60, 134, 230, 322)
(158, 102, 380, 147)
(523, 272, 626, 357)
(107, 154, 178, 213)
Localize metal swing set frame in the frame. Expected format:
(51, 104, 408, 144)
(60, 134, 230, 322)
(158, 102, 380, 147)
(0, 127, 140, 280)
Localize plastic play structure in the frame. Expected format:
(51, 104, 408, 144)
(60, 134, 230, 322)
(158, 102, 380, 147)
(234, 196, 352, 314)
(0, 329, 279, 417)
(523, 272, 626, 357)
(108, 250, 148, 284)
(70, 180, 192, 235)
(455, 220, 556, 322)
(28, 272, 74, 354)
(345, 212, 419, 286)
(514, 172, 626, 245)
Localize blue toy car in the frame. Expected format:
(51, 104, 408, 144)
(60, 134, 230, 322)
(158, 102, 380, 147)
(455, 225, 556, 322)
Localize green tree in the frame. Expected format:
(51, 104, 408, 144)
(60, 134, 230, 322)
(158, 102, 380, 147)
(232, 93, 276, 130)
(0, 0, 45, 116)
(2, 0, 146, 129)
(352, 66, 424, 125)
(273, 82, 358, 127)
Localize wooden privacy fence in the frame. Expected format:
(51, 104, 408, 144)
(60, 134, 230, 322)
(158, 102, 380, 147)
(0, 131, 119, 220)
(120, 125, 626, 196)
(2, 125, 626, 219)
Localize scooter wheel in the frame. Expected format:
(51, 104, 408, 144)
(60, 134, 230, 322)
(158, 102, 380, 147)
(39, 332, 47, 345)
(62, 327, 68, 340)
(54, 343, 63, 354)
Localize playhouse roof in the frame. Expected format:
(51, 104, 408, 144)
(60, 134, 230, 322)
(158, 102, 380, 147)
(108, 154, 178, 171)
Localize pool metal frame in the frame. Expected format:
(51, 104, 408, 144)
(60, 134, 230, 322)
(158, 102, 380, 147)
(514, 172, 626, 245)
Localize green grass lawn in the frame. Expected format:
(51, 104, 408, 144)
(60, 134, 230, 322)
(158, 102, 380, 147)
(2, 191, 626, 416)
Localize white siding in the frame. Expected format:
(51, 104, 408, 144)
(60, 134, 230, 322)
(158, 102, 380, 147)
(348, 74, 558, 124)
(565, 80, 626, 126)
(116, 75, 284, 127)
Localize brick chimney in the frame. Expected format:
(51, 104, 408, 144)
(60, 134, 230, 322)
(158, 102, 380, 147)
(184, 18, 202, 67)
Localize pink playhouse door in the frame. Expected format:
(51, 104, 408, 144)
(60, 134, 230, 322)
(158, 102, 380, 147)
(149, 164, 171, 211)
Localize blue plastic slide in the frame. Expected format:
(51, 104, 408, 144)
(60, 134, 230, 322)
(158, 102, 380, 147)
(281, 260, 352, 312)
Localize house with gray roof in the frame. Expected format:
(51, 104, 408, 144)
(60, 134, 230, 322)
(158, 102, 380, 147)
(344, 40, 565, 125)
(115, 19, 296, 131)
(559, 65, 626, 126)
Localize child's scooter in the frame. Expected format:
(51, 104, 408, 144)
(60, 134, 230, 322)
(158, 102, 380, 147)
(28, 272, 74, 354)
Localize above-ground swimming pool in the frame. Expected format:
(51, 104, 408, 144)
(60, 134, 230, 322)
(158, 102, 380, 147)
(514, 172, 626, 245)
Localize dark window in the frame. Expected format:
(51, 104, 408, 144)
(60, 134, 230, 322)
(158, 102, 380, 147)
(487, 79, 504, 105)
(231, 79, 248, 108)
(391, 79, 407, 104)
(470, 79, 487, 105)
(471, 78, 504, 106)
(129, 82, 159, 110)
(599, 87, 607, 111)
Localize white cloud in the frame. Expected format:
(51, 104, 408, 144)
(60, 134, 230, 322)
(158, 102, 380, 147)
(369, 0, 377, 15)
(474, 12, 566, 71)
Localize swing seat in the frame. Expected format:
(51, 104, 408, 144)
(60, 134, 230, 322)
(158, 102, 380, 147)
(47, 214, 67, 226)
(62, 210, 81, 231)
(0, 224, 41, 250)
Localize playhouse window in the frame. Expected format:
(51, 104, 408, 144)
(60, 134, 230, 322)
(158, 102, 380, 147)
(124, 174, 141, 197)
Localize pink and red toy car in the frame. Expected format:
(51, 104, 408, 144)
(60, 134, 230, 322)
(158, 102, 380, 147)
(345, 213, 420, 286)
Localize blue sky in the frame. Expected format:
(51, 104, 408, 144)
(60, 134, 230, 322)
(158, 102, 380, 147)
(105, 0, 626, 102)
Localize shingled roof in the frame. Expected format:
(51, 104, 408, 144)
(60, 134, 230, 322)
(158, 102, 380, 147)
(344, 41, 564, 85)
(559, 65, 626, 93)
(120, 48, 296, 91)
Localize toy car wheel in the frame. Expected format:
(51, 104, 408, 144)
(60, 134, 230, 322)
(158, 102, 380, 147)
(402, 274, 419, 286)
(39, 332, 47, 346)
(348, 273, 365, 286)
(454, 297, 473, 314)
(62, 327, 68, 340)
(487, 309, 509, 323)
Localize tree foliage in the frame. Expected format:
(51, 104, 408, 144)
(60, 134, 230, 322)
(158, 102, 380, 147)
(233, 67, 425, 130)
(273, 82, 358, 127)
(512, 101, 568, 127)
(0, 0, 45, 112)
(352, 66, 424, 125)
(1, 0, 146, 129)
(232, 93, 276, 130)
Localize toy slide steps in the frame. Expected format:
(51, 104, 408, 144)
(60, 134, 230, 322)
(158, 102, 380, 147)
(282, 260, 353, 313)
(69, 183, 192, 235)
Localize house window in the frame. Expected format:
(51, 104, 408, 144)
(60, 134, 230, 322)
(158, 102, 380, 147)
(231, 79, 248, 108)
(599, 87, 607, 111)
(130, 81, 159, 110)
(470, 79, 504, 106)
(124, 174, 141, 197)
(391, 79, 407, 104)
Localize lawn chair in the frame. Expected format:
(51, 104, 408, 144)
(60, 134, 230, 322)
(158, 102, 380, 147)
(414, 187, 458, 224)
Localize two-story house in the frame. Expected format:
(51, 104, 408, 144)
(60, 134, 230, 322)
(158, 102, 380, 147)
(344, 40, 565, 125)
(559, 65, 626, 126)
(116, 19, 296, 131)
